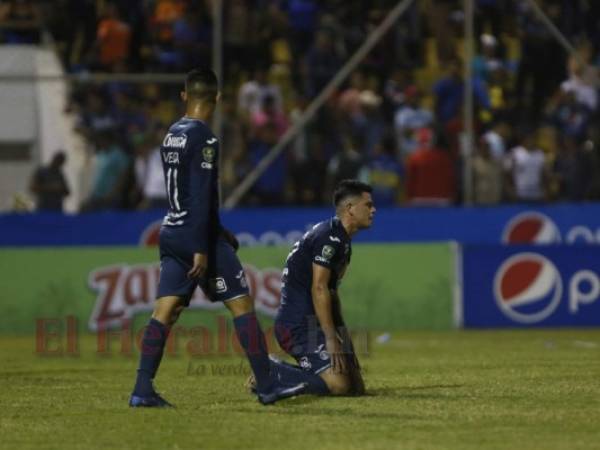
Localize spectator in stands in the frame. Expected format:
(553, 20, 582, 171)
(223, 0, 254, 77)
(150, 0, 185, 47)
(171, 3, 211, 71)
(382, 68, 413, 120)
(552, 135, 594, 202)
(238, 67, 283, 118)
(504, 128, 549, 203)
(394, 84, 434, 161)
(29, 151, 70, 212)
(287, 0, 318, 60)
(472, 136, 503, 205)
(338, 71, 368, 130)
(472, 34, 504, 83)
(247, 122, 287, 205)
(254, 1, 290, 71)
(92, 3, 131, 70)
(362, 134, 403, 206)
(80, 131, 130, 212)
(482, 120, 511, 162)
(303, 29, 341, 97)
(546, 89, 592, 141)
(326, 135, 366, 198)
(406, 128, 456, 205)
(250, 94, 289, 139)
(433, 57, 490, 127)
(133, 129, 168, 210)
(75, 90, 117, 140)
(0, 0, 41, 44)
(560, 53, 598, 113)
(426, 0, 459, 64)
(35, 0, 600, 209)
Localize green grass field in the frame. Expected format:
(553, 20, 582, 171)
(2, 330, 599, 450)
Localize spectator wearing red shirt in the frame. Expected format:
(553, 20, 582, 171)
(406, 128, 456, 205)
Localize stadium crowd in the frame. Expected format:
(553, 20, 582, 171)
(2, 0, 599, 210)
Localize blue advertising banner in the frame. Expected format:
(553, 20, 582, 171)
(461, 245, 600, 328)
(2, 203, 600, 247)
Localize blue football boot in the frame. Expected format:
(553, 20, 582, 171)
(129, 392, 174, 408)
(257, 381, 307, 405)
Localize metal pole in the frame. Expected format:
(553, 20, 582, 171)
(525, 0, 577, 56)
(212, 0, 224, 203)
(462, 0, 475, 205)
(224, 0, 416, 209)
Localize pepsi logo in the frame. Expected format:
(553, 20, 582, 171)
(494, 253, 563, 323)
(502, 212, 561, 244)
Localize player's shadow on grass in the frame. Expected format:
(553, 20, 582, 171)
(366, 384, 465, 399)
(237, 400, 410, 420)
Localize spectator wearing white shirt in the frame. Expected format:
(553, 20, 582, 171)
(134, 131, 168, 210)
(560, 55, 598, 112)
(505, 130, 549, 203)
(237, 68, 283, 118)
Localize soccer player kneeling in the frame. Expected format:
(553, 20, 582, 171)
(266, 180, 375, 396)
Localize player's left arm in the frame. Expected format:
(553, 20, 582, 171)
(330, 289, 365, 396)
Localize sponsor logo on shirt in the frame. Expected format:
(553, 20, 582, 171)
(163, 133, 188, 149)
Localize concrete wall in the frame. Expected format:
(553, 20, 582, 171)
(0, 46, 84, 212)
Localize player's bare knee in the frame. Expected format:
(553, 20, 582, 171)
(169, 305, 185, 325)
(225, 295, 255, 317)
(153, 296, 183, 324)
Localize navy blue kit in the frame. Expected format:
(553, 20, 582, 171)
(275, 217, 352, 374)
(157, 117, 248, 304)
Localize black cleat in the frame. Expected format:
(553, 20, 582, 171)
(257, 381, 307, 405)
(129, 392, 174, 408)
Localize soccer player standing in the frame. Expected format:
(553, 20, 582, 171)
(129, 68, 305, 407)
(272, 180, 375, 395)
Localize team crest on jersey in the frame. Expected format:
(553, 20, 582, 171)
(322, 245, 335, 260)
(202, 147, 215, 163)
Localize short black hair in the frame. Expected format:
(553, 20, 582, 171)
(185, 68, 219, 103)
(333, 179, 372, 207)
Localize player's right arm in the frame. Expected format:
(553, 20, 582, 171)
(188, 252, 207, 279)
(312, 264, 346, 374)
(186, 132, 219, 277)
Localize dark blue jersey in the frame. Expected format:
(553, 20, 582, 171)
(160, 117, 220, 254)
(278, 217, 352, 325)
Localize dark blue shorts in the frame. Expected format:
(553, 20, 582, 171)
(275, 319, 332, 375)
(157, 230, 249, 305)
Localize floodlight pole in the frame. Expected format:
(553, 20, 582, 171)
(462, 0, 475, 205)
